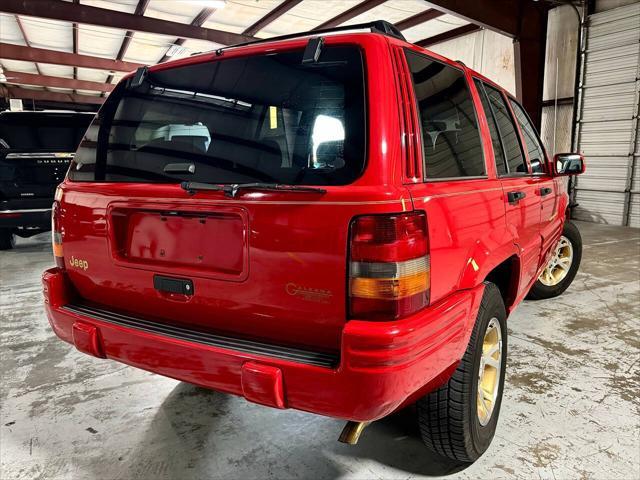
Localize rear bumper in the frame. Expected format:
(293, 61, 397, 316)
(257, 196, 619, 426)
(0, 198, 52, 230)
(42, 267, 484, 421)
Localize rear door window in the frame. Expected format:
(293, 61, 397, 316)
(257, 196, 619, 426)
(509, 99, 547, 173)
(474, 80, 507, 176)
(482, 84, 528, 175)
(70, 46, 366, 186)
(404, 50, 485, 180)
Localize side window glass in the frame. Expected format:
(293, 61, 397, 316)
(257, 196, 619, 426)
(474, 79, 507, 176)
(509, 99, 546, 173)
(483, 85, 528, 174)
(404, 50, 485, 179)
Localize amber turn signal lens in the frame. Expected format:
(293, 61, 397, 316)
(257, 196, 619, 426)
(350, 270, 429, 300)
(52, 241, 63, 258)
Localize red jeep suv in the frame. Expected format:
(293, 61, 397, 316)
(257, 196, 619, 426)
(43, 21, 585, 463)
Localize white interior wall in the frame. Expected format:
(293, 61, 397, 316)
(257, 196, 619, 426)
(540, 5, 580, 155)
(427, 29, 516, 95)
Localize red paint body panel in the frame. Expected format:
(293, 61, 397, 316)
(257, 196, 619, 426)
(43, 31, 577, 422)
(44, 267, 484, 421)
(72, 322, 105, 358)
(241, 362, 286, 409)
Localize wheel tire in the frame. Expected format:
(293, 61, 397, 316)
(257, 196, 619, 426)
(417, 282, 507, 463)
(0, 230, 15, 250)
(528, 221, 582, 300)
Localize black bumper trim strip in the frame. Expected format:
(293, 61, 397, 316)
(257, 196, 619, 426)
(62, 304, 339, 369)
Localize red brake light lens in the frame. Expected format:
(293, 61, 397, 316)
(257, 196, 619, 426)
(349, 212, 430, 321)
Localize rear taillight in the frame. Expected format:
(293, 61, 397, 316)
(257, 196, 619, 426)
(51, 197, 64, 269)
(349, 212, 430, 320)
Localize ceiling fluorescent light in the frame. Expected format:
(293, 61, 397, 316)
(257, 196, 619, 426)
(166, 44, 187, 58)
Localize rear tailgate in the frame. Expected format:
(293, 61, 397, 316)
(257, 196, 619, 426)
(0, 152, 70, 201)
(59, 185, 401, 351)
(57, 34, 400, 353)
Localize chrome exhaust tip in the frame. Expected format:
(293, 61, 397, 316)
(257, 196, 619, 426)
(338, 421, 369, 445)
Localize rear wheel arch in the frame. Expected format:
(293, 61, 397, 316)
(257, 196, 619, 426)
(483, 255, 520, 310)
(458, 241, 519, 293)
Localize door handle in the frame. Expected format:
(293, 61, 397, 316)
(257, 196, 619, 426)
(539, 187, 553, 196)
(507, 191, 526, 205)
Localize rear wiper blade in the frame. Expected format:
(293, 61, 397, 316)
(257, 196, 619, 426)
(181, 181, 227, 194)
(227, 183, 326, 198)
(181, 181, 326, 198)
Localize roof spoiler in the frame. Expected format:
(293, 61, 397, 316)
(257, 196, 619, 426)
(193, 20, 406, 57)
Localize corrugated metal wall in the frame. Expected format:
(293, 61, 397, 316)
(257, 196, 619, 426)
(574, 2, 640, 227)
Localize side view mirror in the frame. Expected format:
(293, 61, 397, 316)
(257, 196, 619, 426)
(553, 153, 585, 176)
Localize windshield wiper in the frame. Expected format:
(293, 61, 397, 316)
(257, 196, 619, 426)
(181, 181, 326, 198)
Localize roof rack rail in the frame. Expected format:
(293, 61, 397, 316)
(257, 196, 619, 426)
(191, 20, 406, 57)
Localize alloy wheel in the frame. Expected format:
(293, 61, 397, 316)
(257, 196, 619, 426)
(539, 235, 573, 287)
(477, 317, 502, 426)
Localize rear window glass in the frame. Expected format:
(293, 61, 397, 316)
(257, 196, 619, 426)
(70, 46, 366, 185)
(0, 113, 92, 152)
(404, 50, 485, 179)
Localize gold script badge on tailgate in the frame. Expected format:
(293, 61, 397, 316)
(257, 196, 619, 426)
(285, 283, 332, 304)
(69, 256, 89, 271)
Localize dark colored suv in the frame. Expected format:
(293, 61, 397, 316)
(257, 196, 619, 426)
(0, 110, 93, 248)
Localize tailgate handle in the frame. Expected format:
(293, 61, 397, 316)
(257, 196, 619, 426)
(163, 163, 195, 174)
(153, 275, 194, 296)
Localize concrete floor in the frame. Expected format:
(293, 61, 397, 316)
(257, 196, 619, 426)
(1, 221, 638, 480)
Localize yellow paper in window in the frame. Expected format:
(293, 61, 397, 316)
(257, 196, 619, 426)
(269, 106, 277, 129)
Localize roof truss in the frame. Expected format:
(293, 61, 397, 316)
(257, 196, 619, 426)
(4, 85, 105, 105)
(4, 70, 114, 92)
(243, 0, 304, 37)
(0, 42, 144, 72)
(1, 0, 253, 46)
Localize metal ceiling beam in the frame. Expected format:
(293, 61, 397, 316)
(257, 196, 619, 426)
(115, 0, 151, 61)
(0, 43, 144, 73)
(421, 0, 520, 37)
(105, 0, 150, 94)
(14, 15, 42, 76)
(158, 7, 217, 64)
(415, 24, 480, 47)
(418, 1, 549, 128)
(513, 3, 548, 129)
(72, 0, 79, 88)
(394, 9, 444, 31)
(243, 0, 303, 36)
(4, 70, 114, 92)
(314, 0, 387, 30)
(0, 0, 253, 46)
(5, 86, 105, 105)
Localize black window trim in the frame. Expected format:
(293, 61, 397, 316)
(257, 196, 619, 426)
(474, 79, 509, 177)
(479, 81, 530, 178)
(403, 48, 487, 183)
(506, 94, 551, 177)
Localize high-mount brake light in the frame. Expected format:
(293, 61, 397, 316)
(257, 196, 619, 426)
(348, 212, 430, 320)
(51, 192, 64, 269)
